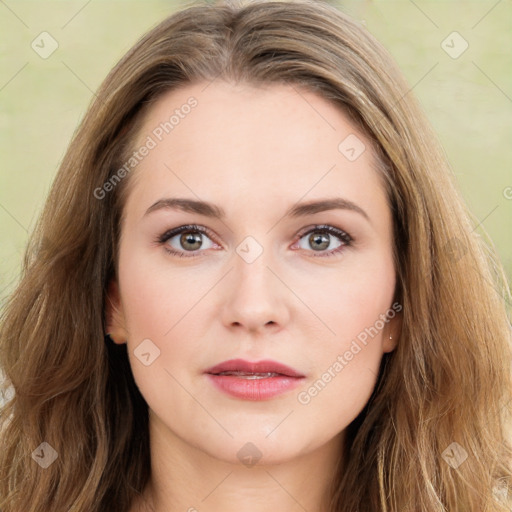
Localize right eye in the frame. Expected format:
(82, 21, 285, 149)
(156, 224, 219, 258)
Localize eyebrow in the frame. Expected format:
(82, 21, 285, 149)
(144, 197, 370, 223)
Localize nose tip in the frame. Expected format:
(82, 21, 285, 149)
(221, 253, 289, 333)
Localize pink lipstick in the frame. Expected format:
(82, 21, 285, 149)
(205, 358, 305, 401)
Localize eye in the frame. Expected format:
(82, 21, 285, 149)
(292, 225, 352, 257)
(156, 223, 353, 259)
(156, 224, 218, 258)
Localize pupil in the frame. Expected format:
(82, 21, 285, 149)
(181, 232, 202, 250)
(310, 233, 329, 251)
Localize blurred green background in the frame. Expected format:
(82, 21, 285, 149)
(0, 0, 511, 302)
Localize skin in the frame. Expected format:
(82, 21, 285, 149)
(106, 80, 401, 512)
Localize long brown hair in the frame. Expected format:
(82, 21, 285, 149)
(1, 0, 511, 510)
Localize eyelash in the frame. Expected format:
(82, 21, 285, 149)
(155, 223, 353, 259)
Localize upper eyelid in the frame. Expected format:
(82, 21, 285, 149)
(296, 224, 352, 241)
(158, 224, 218, 243)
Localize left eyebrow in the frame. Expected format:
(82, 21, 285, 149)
(143, 197, 370, 223)
(287, 198, 370, 223)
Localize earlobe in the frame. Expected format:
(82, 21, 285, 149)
(105, 279, 128, 345)
(383, 334, 397, 353)
(383, 312, 402, 353)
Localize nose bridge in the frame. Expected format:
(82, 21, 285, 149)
(233, 238, 276, 299)
(221, 235, 288, 331)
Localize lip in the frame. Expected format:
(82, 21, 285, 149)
(205, 358, 305, 401)
(205, 358, 305, 378)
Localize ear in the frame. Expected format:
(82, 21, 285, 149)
(382, 310, 402, 353)
(105, 278, 128, 345)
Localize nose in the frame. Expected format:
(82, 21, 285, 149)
(220, 247, 290, 335)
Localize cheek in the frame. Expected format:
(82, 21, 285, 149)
(118, 238, 206, 341)
(297, 254, 395, 346)
(294, 351, 379, 450)
(116, 241, 202, 386)
(296, 256, 395, 400)
(118, 254, 204, 417)
(295, 278, 393, 433)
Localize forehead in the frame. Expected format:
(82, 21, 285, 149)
(125, 80, 388, 220)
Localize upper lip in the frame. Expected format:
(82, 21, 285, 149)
(205, 358, 305, 378)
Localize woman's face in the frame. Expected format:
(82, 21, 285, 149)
(107, 80, 400, 465)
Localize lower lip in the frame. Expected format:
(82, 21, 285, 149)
(206, 374, 304, 400)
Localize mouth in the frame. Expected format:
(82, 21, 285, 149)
(205, 359, 305, 400)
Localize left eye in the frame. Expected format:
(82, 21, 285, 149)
(293, 225, 352, 257)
